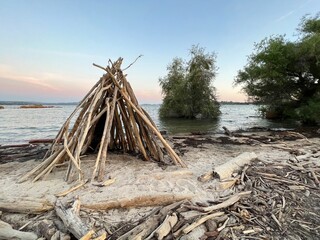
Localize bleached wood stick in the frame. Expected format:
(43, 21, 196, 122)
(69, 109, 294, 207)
(82, 193, 193, 210)
(182, 211, 225, 234)
(32, 147, 68, 182)
(79, 230, 95, 240)
(182, 191, 251, 213)
(0, 197, 53, 214)
(203, 191, 251, 212)
(98, 88, 119, 181)
(153, 213, 178, 239)
(0, 220, 37, 240)
(63, 124, 81, 174)
(91, 101, 110, 181)
(55, 180, 88, 197)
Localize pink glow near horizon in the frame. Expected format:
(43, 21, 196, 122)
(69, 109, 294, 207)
(0, 78, 247, 103)
(0, 67, 247, 103)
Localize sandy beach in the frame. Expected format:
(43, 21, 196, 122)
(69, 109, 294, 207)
(0, 130, 319, 239)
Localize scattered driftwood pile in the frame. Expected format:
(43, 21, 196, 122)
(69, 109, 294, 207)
(1, 143, 319, 239)
(172, 129, 318, 155)
(20, 58, 185, 183)
(0, 143, 49, 164)
(93, 149, 319, 239)
(221, 126, 318, 145)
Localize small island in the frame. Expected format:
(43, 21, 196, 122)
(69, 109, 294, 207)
(19, 104, 55, 109)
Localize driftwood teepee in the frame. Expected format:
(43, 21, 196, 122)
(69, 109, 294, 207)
(20, 57, 186, 183)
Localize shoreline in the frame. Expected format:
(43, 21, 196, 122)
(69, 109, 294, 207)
(0, 130, 319, 239)
(1, 126, 319, 148)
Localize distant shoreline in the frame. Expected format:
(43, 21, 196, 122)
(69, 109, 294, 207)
(0, 101, 79, 106)
(0, 101, 254, 106)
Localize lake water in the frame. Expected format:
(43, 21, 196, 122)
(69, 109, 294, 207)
(0, 104, 297, 145)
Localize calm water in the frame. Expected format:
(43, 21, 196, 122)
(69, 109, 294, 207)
(0, 104, 297, 145)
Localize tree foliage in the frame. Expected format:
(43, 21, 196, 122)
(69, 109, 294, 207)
(234, 14, 320, 124)
(159, 46, 220, 119)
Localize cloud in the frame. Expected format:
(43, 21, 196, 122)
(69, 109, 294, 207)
(0, 65, 59, 90)
(274, 0, 314, 23)
(0, 63, 93, 102)
(23, 48, 104, 60)
(274, 10, 295, 23)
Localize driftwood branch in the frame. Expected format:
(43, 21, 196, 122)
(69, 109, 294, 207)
(0, 220, 37, 240)
(82, 193, 194, 210)
(122, 55, 143, 71)
(0, 196, 54, 214)
(55, 199, 90, 239)
(214, 152, 257, 180)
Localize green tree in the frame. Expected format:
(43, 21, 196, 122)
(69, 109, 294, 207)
(234, 14, 320, 124)
(159, 45, 220, 119)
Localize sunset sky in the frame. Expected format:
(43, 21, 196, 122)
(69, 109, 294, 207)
(0, 0, 319, 103)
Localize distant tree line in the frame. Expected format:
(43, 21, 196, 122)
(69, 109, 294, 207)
(159, 13, 320, 125)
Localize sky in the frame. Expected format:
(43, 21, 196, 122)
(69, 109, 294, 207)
(0, 0, 319, 103)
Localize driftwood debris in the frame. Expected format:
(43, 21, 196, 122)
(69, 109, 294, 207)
(1, 140, 319, 239)
(213, 152, 257, 180)
(115, 201, 183, 240)
(82, 193, 194, 211)
(0, 220, 37, 240)
(108, 191, 250, 240)
(107, 147, 320, 239)
(0, 143, 49, 164)
(20, 58, 185, 183)
(152, 212, 178, 239)
(198, 152, 257, 182)
(0, 196, 54, 214)
(55, 200, 90, 239)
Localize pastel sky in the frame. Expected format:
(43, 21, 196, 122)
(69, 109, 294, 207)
(0, 0, 319, 103)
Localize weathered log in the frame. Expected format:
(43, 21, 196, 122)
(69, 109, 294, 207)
(213, 152, 257, 180)
(29, 139, 55, 144)
(0, 220, 37, 240)
(82, 193, 193, 210)
(198, 152, 257, 182)
(55, 200, 90, 239)
(0, 196, 54, 214)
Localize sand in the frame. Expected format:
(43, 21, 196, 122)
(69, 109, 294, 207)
(0, 132, 319, 230)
